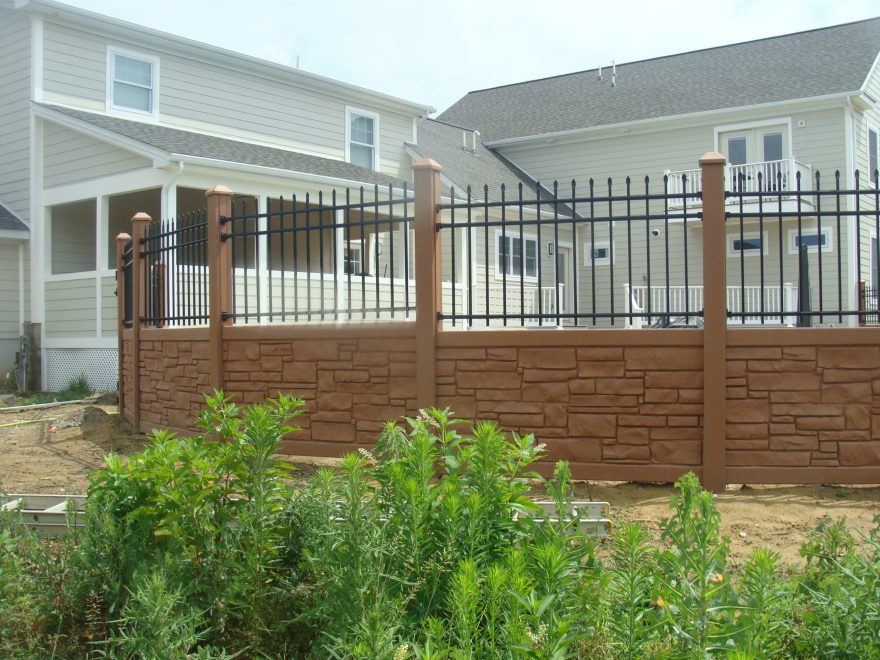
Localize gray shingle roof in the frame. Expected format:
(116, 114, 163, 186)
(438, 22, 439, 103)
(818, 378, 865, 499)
(439, 18, 880, 142)
(41, 104, 408, 188)
(0, 202, 27, 233)
(408, 118, 573, 214)
(408, 119, 546, 195)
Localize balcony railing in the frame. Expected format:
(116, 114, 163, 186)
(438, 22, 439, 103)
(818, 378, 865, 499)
(666, 158, 812, 204)
(624, 283, 797, 328)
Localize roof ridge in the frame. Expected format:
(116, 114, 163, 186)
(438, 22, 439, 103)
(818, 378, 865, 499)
(459, 16, 880, 97)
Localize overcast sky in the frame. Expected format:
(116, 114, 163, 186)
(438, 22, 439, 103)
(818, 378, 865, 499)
(61, 0, 879, 113)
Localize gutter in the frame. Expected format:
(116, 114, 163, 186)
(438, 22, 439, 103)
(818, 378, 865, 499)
(175, 154, 411, 193)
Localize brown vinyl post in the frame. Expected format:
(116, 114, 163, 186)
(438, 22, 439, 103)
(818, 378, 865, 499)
(115, 232, 131, 418)
(413, 158, 443, 409)
(130, 213, 151, 432)
(206, 185, 233, 393)
(700, 152, 728, 492)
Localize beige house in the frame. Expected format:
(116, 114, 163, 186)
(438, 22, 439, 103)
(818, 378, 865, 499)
(0, 0, 432, 390)
(415, 17, 880, 328)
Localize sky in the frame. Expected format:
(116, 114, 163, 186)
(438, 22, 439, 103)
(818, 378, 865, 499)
(60, 0, 879, 113)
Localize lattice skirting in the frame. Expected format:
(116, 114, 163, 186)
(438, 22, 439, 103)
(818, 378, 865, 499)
(44, 347, 118, 393)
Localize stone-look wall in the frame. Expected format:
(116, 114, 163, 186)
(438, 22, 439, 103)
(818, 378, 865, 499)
(121, 334, 134, 424)
(223, 334, 418, 454)
(137, 337, 212, 430)
(436, 343, 704, 471)
(727, 344, 880, 468)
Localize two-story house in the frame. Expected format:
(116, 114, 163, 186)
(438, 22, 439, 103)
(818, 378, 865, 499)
(412, 17, 880, 328)
(0, 0, 432, 390)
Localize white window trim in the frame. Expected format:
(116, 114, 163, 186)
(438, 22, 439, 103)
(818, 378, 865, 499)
(868, 122, 879, 186)
(106, 46, 159, 118)
(727, 231, 769, 257)
(583, 240, 614, 266)
(495, 230, 538, 281)
(869, 229, 878, 289)
(345, 106, 380, 171)
(344, 239, 364, 275)
(788, 227, 833, 254)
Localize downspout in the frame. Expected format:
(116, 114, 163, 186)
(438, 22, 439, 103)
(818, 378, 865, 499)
(163, 160, 185, 219)
(844, 97, 858, 326)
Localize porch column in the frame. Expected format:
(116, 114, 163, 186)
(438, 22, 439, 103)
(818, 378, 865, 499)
(700, 152, 728, 492)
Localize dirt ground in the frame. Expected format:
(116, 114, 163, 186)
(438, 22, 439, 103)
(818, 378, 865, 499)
(1, 400, 877, 568)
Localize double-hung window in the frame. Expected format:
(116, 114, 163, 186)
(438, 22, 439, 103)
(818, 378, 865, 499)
(344, 240, 364, 275)
(497, 233, 537, 279)
(108, 48, 158, 116)
(346, 107, 379, 170)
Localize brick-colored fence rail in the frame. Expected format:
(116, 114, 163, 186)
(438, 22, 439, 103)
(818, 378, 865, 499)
(118, 154, 880, 490)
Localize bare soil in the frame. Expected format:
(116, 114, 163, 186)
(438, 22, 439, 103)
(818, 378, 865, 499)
(1, 400, 877, 567)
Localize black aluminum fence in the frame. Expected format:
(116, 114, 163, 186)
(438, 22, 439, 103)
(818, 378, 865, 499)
(120, 239, 133, 327)
(223, 185, 414, 323)
(139, 210, 209, 326)
(726, 169, 880, 325)
(436, 176, 702, 327)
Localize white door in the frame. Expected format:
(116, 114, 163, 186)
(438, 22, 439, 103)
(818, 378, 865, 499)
(720, 127, 787, 191)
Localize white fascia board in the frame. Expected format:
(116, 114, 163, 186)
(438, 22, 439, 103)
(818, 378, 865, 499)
(0, 229, 29, 240)
(20, 0, 433, 116)
(485, 92, 858, 149)
(860, 50, 880, 96)
(175, 154, 410, 195)
(33, 103, 171, 165)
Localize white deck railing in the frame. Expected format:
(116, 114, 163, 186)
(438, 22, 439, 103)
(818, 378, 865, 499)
(624, 283, 797, 328)
(665, 158, 812, 203)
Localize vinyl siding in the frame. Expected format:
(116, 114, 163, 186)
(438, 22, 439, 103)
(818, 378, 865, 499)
(41, 20, 416, 177)
(100, 274, 117, 336)
(854, 60, 880, 287)
(42, 22, 105, 110)
(45, 278, 97, 338)
(0, 241, 25, 371)
(43, 122, 152, 188)
(0, 9, 32, 225)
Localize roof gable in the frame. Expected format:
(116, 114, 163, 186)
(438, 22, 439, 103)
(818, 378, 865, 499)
(0, 202, 28, 233)
(439, 17, 880, 142)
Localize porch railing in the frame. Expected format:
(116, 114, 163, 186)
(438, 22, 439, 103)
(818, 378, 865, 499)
(624, 283, 797, 328)
(666, 158, 813, 202)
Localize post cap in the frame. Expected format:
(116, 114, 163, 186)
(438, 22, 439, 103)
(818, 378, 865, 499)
(412, 158, 443, 172)
(699, 151, 726, 166)
(205, 184, 233, 197)
(115, 232, 132, 241)
(131, 212, 152, 223)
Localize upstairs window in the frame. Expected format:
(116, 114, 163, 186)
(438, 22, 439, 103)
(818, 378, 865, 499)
(346, 107, 379, 170)
(109, 48, 158, 116)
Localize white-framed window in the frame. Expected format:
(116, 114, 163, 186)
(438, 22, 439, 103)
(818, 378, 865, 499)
(107, 47, 158, 116)
(496, 231, 538, 279)
(788, 227, 833, 254)
(728, 231, 768, 257)
(583, 241, 614, 265)
(346, 107, 379, 171)
(344, 240, 364, 275)
(868, 124, 879, 186)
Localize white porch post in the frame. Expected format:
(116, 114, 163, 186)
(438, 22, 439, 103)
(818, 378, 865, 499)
(335, 209, 345, 313)
(160, 184, 178, 325)
(257, 195, 270, 322)
(95, 195, 107, 338)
